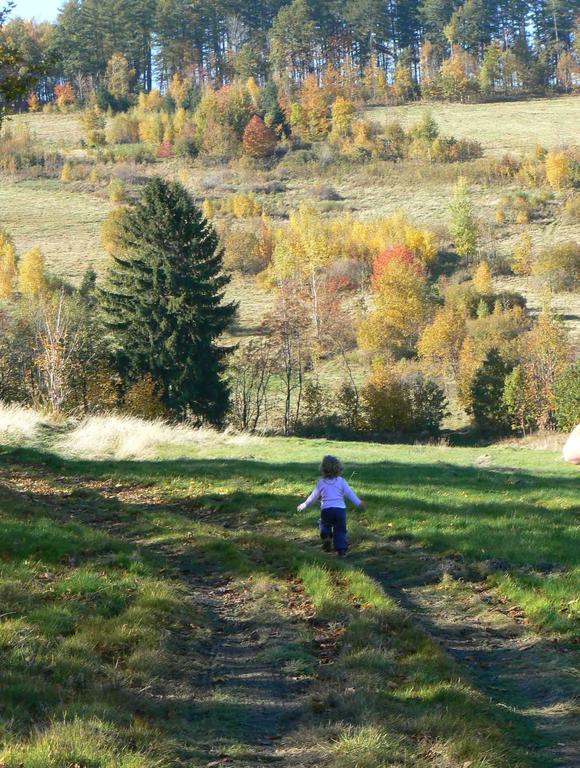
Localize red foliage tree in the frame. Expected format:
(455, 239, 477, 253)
(243, 114, 277, 158)
(371, 243, 421, 290)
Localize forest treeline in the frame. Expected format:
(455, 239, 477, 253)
(2, 0, 579, 106)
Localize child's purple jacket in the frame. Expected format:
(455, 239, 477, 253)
(298, 477, 362, 511)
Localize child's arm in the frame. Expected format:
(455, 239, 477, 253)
(297, 482, 321, 512)
(342, 479, 365, 509)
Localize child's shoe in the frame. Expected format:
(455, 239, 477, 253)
(337, 550, 347, 557)
(321, 537, 332, 552)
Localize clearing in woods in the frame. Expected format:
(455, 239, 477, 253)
(0, 426, 578, 768)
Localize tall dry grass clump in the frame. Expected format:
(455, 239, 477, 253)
(55, 413, 257, 460)
(0, 402, 51, 444)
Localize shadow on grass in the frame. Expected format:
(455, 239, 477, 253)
(0, 445, 577, 765)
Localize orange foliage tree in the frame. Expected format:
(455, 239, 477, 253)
(243, 114, 277, 158)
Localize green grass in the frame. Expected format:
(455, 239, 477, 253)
(367, 96, 580, 156)
(0, 427, 577, 767)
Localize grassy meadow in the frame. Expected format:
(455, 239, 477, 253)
(367, 96, 580, 156)
(0, 407, 578, 767)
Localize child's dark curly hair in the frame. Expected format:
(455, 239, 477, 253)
(320, 455, 343, 478)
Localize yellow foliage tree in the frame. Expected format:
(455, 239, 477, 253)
(545, 150, 569, 191)
(473, 260, 492, 294)
(201, 198, 216, 219)
(520, 311, 571, 428)
(418, 306, 467, 379)
(167, 73, 188, 107)
(456, 335, 481, 409)
(330, 96, 356, 139)
(0, 228, 17, 299)
(359, 256, 428, 358)
(246, 76, 261, 108)
(272, 205, 333, 338)
(173, 107, 187, 136)
(18, 246, 45, 297)
(296, 74, 330, 140)
(512, 232, 533, 275)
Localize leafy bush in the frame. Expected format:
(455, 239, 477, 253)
(533, 241, 580, 291)
(106, 113, 140, 144)
(362, 366, 447, 435)
(222, 225, 269, 275)
(173, 135, 198, 158)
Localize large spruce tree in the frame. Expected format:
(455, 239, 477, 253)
(100, 177, 236, 424)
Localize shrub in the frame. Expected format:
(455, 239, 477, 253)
(554, 363, 580, 432)
(533, 241, 580, 291)
(562, 193, 580, 223)
(157, 139, 173, 158)
(111, 144, 155, 164)
(79, 106, 106, 146)
(223, 192, 262, 218)
(173, 135, 198, 158)
(545, 150, 569, 190)
(106, 113, 140, 144)
(222, 225, 269, 275)
(362, 366, 447, 435)
(108, 178, 126, 203)
(124, 374, 168, 419)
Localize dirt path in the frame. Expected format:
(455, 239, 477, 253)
(189, 578, 308, 767)
(375, 541, 580, 768)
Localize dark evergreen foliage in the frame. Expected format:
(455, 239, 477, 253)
(43, 0, 577, 93)
(99, 178, 237, 424)
(469, 348, 512, 434)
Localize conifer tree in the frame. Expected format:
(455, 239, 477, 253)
(450, 176, 478, 259)
(469, 348, 512, 433)
(99, 177, 236, 424)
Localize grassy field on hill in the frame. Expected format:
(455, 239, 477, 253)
(367, 96, 580, 156)
(0, 410, 578, 767)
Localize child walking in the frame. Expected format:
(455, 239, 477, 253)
(297, 455, 365, 556)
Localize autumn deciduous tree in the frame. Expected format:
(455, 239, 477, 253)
(519, 311, 571, 429)
(545, 150, 569, 191)
(54, 81, 75, 109)
(330, 96, 356, 140)
(105, 51, 134, 100)
(242, 114, 277, 158)
(418, 306, 467, 380)
(359, 246, 429, 358)
(473, 260, 492, 294)
(18, 245, 44, 297)
(294, 73, 330, 140)
(265, 284, 312, 434)
(271, 205, 333, 339)
(512, 232, 533, 276)
(0, 227, 17, 299)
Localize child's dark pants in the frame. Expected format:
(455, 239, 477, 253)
(320, 507, 348, 553)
